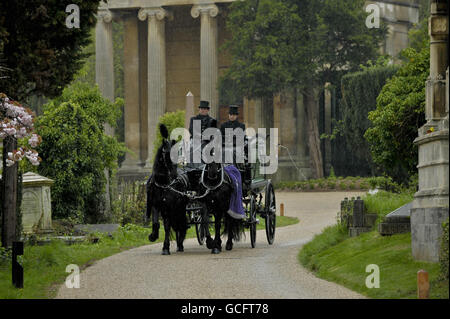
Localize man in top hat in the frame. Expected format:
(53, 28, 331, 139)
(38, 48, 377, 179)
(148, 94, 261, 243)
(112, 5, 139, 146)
(220, 105, 246, 146)
(220, 105, 247, 164)
(189, 100, 218, 139)
(188, 100, 218, 166)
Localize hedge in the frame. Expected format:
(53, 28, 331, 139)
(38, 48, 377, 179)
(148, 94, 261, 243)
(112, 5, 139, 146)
(338, 65, 399, 176)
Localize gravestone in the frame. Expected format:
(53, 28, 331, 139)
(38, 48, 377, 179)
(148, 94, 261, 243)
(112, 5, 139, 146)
(378, 202, 412, 236)
(21, 172, 54, 234)
(340, 197, 377, 237)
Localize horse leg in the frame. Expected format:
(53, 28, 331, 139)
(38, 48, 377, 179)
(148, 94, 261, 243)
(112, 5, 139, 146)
(148, 207, 160, 242)
(176, 230, 184, 252)
(162, 217, 171, 255)
(205, 210, 214, 249)
(211, 215, 222, 254)
(226, 215, 234, 251)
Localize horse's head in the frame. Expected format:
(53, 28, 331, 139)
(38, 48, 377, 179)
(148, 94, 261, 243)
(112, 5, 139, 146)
(154, 124, 178, 181)
(206, 161, 221, 180)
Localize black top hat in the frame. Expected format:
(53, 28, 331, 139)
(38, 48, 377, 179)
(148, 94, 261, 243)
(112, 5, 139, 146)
(199, 100, 210, 109)
(228, 105, 240, 115)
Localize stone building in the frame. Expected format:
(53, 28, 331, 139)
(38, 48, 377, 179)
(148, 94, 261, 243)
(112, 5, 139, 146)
(95, 0, 420, 181)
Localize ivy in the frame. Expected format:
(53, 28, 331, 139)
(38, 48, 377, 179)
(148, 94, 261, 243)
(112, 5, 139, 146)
(365, 47, 429, 184)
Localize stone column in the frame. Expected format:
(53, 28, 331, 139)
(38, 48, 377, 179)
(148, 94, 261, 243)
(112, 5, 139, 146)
(95, 8, 114, 134)
(191, 4, 219, 119)
(138, 7, 171, 168)
(95, 7, 114, 213)
(121, 13, 141, 173)
(411, 0, 449, 262)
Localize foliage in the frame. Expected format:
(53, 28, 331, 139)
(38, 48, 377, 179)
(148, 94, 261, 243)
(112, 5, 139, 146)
(333, 65, 399, 175)
(221, 0, 385, 98)
(152, 110, 185, 162)
(365, 47, 429, 184)
(440, 219, 449, 280)
(111, 179, 147, 226)
(0, 0, 101, 101)
(362, 190, 414, 227)
(275, 175, 405, 192)
(35, 82, 126, 223)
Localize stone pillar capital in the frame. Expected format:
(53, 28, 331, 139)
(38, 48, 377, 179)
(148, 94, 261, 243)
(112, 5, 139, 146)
(191, 3, 219, 19)
(96, 8, 113, 23)
(138, 7, 172, 22)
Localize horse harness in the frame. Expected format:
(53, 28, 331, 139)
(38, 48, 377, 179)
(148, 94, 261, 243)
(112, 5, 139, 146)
(151, 164, 232, 200)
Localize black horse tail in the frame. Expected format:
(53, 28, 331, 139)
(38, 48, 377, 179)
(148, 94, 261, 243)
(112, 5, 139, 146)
(224, 213, 245, 242)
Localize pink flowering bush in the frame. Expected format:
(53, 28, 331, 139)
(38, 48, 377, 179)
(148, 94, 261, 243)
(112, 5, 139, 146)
(0, 93, 41, 167)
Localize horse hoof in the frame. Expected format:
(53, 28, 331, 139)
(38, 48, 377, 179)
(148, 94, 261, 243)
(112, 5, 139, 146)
(206, 238, 214, 249)
(149, 234, 158, 242)
(226, 242, 233, 251)
(162, 249, 170, 255)
(211, 248, 221, 254)
(177, 247, 184, 252)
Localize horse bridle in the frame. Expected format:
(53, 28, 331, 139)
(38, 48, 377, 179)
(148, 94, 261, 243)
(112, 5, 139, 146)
(200, 162, 232, 191)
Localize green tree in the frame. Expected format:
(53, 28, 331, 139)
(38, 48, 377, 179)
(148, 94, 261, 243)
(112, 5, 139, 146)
(364, 47, 429, 184)
(0, 0, 100, 101)
(336, 64, 399, 175)
(221, 0, 385, 177)
(36, 82, 125, 223)
(0, 0, 101, 247)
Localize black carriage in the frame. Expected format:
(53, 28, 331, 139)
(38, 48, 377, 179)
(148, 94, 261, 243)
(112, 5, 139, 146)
(180, 135, 276, 248)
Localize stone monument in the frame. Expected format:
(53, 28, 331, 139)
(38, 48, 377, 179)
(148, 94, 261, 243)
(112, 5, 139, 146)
(411, 0, 449, 262)
(21, 172, 54, 234)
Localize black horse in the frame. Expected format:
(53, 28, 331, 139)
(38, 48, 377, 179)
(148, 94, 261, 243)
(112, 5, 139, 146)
(146, 124, 189, 255)
(200, 161, 245, 254)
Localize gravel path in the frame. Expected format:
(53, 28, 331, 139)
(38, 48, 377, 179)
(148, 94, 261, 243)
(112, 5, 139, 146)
(56, 191, 366, 299)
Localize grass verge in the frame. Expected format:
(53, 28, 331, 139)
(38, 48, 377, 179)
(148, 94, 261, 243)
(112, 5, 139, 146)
(298, 191, 448, 299)
(0, 215, 298, 299)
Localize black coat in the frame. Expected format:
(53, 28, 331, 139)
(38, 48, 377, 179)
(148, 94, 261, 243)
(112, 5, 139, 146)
(189, 114, 218, 138)
(220, 120, 246, 146)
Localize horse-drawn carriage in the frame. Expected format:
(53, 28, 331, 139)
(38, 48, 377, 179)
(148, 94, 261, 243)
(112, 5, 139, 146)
(184, 147, 276, 249)
(146, 124, 276, 255)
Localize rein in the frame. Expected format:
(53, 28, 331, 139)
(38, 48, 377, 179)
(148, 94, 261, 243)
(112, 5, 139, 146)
(153, 173, 210, 200)
(200, 163, 231, 191)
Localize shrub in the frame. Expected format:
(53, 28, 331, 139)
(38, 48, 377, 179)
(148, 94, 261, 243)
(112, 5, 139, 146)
(327, 180, 336, 189)
(365, 47, 428, 184)
(339, 182, 347, 190)
(152, 110, 185, 162)
(318, 180, 325, 189)
(111, 180, 147, 226)
(35, 82, 126, 223)
(359, 181, 369, 190)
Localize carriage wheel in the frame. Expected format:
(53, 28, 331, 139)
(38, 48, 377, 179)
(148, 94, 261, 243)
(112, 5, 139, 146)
(195, 207, 209, 246)
(250, 195, 257, 248)
(195, 221, 206, 245)
(265, 182, 276, 245)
